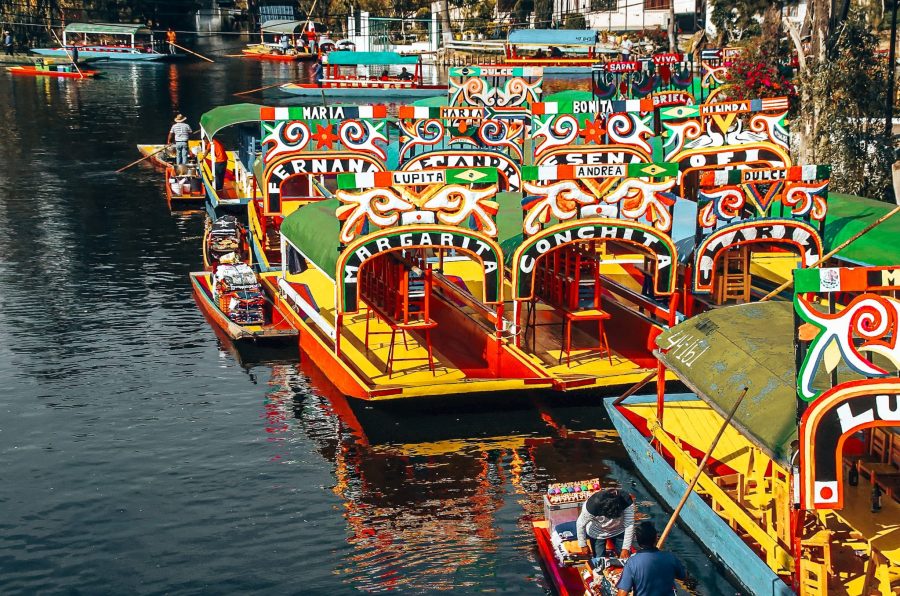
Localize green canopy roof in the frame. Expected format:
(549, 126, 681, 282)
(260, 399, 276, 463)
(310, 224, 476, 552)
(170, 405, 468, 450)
(325, 51, 419, 66)
(656, 302, 798, 464)
(199, 103, 262, 140)
(260, 19, 308, 34)
(508, 29, 598, 45)
(64, 22, 151, 36)
(825, 193, 900, 266)
(281, 200, 342, 278)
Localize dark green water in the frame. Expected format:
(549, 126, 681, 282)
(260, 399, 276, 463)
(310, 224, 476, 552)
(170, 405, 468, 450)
(0, 39, 740, 594)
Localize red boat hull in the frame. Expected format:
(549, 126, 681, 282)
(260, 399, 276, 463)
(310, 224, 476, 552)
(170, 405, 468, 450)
(8, 66, 98, 78)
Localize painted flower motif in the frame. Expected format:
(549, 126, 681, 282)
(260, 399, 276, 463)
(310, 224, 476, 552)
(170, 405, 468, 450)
(312, 123, 338, 150)
(579, 118, 606, 144)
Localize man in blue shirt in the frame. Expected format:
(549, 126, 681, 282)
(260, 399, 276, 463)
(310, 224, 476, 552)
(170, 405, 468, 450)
(616, 521, 686, 596)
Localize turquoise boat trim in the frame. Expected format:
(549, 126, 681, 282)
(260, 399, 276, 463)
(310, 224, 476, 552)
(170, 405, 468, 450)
(604, 395, 795, 596)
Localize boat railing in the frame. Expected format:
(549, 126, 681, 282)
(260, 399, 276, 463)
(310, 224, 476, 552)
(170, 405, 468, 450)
(599, 274, 677, 327)
(647, 421, 794, 572)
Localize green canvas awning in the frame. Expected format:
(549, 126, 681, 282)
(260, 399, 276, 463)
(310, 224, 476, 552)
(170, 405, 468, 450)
(325, 51, 419, 66)
(199, 103, 263, 140)
(656, 302, 798, 464)
(64, 22, 151, 36)
(260, 20, 308, 34)
(280, 200, 342, 278)
(825, 193, 900, 266)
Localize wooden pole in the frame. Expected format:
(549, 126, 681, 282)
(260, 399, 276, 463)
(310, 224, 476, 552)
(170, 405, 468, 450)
(233, 80, 296, 96)
(116, 145, 171, 173)
(612, 369, 658, 406)
(657, 386, 749, 548)
(49, 27, 84, 79)
(170, 42, 214, 63)
(759, 204, 900, 302)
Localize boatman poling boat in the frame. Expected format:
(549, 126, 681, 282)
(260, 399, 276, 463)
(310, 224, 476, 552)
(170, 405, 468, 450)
(32, 23, 181, 62)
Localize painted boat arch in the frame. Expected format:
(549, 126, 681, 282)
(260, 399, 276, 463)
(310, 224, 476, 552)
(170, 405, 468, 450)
(335, 225, 504, 314)
(509, 218, 678, 302)
(692, 219, 823, 294)
(799, 378, 900, 510)
(263, 152, 387, 215)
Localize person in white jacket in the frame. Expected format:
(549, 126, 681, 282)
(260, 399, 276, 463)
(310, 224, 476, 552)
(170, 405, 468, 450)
(577, 488, 635, 559)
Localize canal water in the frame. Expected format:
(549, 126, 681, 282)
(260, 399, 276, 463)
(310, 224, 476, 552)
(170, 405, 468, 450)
(0, 39, 739, 594)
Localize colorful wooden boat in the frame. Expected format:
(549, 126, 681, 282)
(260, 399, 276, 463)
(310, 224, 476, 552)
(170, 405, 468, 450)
(164, 164, 205, 208)
(504, 29, 604, 71)
(197, 104, 264, 213)
(245, 103, 392, 272)
(135, 141, 201, 171)
(532, 478, 629, 596)
(606, 264, 900, 595)
(32, 23, 179, 62)
(7, 64, 98, 78)
(240, 19, 319, 61)
(190, 265, 296, 342)
(202, 215, 249, 270)
(280, 51, 446, 99)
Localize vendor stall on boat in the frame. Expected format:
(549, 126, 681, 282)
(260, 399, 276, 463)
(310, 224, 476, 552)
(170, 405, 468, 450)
(260, 162, 555, 400)
(606, 264, 900, 595)
(241, 19, 317, 61)
(7, 60, 98, 78)
(197, 103, 263, 214)
(32, 22, 178, 61)
(280, 51, 445, 99)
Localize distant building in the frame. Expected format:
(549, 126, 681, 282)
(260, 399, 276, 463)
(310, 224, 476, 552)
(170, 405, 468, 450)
(552, 0, 702, 32)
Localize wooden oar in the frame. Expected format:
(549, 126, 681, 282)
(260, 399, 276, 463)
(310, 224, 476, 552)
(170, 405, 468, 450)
(233, 79, 297, 96)
(170, 41, 214, 63)
(117, 145, 172, 173)
(759, 204, 900, 302)
(612, 370, 658, 406)
(657, 386, 749, 548)
(120, 147, 167, 173)
(49, 27, 84, 79)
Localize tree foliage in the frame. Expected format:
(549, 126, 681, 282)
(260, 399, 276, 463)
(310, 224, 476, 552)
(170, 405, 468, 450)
(797, 9, 893, 199)
(709, 0, 766, 43)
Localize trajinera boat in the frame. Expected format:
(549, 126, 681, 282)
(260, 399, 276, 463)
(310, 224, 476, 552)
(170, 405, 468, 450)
(280, 51, 446, 99)
(190, 263, 296, 342)
(7, 60, 98, 78)
(32, 23, 180, 62)
(532, 479, 633, 596)
(503, 29, 605, 71)
(606, 264, 900, 595)
(241, 19, 318, 61)
(165, 164, 205, 208)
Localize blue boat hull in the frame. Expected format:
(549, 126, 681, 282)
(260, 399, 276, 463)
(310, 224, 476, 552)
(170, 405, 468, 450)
(280, 85, 445, 99)
(31, 48, 174, 62)
(603, 395, 795, 596)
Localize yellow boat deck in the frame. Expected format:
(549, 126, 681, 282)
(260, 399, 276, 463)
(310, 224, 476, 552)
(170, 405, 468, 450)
(622, 398, 900, 594)
(261, 258, 550, 398)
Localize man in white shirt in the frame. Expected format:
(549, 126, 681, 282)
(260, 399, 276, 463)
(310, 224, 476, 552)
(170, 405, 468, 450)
(621, 35, 634, 59)
(167, 114, 192, 165)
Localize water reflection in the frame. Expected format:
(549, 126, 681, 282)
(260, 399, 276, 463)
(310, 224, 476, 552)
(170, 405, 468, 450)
(259, 364, 729, 594)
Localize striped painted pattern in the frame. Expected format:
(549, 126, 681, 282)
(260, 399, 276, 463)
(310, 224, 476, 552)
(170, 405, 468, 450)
(337, 167, 498, 189)
(259, 105, 387, 121)
(532, 98, 652, 115)
(448, 65, 543, 78)
(700, 165, 831, 187)
(397, 105, 486, 120)
(794, 266, 900, 293)
(523, 162, 677, 181)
